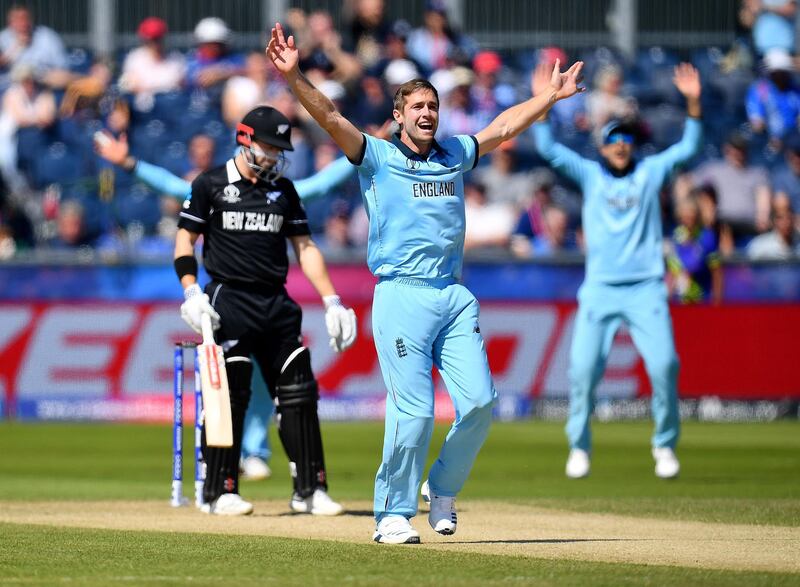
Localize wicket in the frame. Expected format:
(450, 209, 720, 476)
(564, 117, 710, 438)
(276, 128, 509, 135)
(171, 342, 206, 508)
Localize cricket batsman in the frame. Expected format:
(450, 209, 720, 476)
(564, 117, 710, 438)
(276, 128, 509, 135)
(532, 62, 703, 479)
(268, 22, 584, 543)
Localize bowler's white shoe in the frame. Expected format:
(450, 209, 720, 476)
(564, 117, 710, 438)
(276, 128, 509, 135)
(566, 448, 591, 478)
(421, 480, 457, 535)
(290, 488, 344, 516)
(373, 516, 421, 544)
(240, 456, 271, 481)
(652, 447, 680, 479)
(200, 493, 253, 516)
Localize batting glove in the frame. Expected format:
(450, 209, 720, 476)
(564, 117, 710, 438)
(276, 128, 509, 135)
(323, 295, 357, 352)
(180, 283, 221, 334)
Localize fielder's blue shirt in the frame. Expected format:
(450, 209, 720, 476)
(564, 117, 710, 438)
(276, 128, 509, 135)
(534, 118, 702, 284)
(350, 133, 479, 280)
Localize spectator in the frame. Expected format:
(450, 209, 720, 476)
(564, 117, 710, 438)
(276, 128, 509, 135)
(692, 183, 736, 257)
(346, 0, 391, 70)
(120, 17, 185, 109)
(511, 204, 575, 258)
(510, 169, 581, 247)
(287, 10, 362, 85)
(370, 19, 422, 79)
(0, 4, 72, 90)
(472, 138, 536, 207)
(183, 134, 215, 183)
(59, 59, 113, 119)
(463, 182, 516, 252)
(407, 0, 475, 74)
(222, 51, 270, 128)
(48, 200, 91, 249)
(352, 75, 393, 128)
(585, 64, 638, 136)
(0, 64, 56, 190)
(771, 134, 800, 218)
(383, 58, 420, 94)
(740, 0, 797, 56)
(666, 193, 723, 304)
(186, 17, 244, 91)
(745, 49, 800, 144)
(747, 195, 800, 258)
(685, 132, 772, 238)
(436, 66, 485, 138)
(471, 51, 516, 122)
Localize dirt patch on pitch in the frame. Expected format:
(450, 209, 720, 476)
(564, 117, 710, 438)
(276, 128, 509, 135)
(1, 500, 797, 573)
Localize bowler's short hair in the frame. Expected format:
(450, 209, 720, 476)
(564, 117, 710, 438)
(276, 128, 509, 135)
(393, 79, 439, 113)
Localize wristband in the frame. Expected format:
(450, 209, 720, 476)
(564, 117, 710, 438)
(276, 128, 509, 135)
(174, 255, 198, 281)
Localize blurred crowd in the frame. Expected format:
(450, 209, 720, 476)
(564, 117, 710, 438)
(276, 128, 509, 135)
(0, 0, 798, 288)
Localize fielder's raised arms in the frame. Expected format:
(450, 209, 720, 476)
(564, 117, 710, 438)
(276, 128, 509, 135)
(198, 312, 233, 447)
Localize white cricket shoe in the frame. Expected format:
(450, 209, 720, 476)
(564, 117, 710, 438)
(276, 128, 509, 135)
(200, 493, 254, 516)
(373, 516, 421, 544)
(240, 456, 272, 481)
(421, 479, 457, 535)
(566, 448, 591, 478)
(290, 488, 345, 516)
(652, 447, 680, 479)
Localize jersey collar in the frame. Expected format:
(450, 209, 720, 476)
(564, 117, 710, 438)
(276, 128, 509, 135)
(391, 132, 444, 162)
(226, 159, 242, 183)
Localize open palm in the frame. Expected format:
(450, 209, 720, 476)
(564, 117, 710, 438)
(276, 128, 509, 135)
(267, 23, 299, 75)
(548, 59, 585, 101)
(673, 63, 701, 100)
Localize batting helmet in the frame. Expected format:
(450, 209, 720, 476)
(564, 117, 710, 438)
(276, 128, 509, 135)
(236, 106, 294, 152)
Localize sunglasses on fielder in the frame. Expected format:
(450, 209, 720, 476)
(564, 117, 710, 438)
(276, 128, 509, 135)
(605, 133, 634, 145)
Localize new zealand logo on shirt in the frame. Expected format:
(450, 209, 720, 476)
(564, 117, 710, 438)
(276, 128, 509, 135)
(222, 184, 241, 203)
(265, 191, 282, 204)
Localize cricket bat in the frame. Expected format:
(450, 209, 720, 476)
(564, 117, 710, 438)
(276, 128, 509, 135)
(197, 312, 233, 447)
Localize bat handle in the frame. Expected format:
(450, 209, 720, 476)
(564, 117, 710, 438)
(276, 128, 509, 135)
(200, 312, 215, 345)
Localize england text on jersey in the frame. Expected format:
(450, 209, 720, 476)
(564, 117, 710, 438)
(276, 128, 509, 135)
(412, 181, 456, 198)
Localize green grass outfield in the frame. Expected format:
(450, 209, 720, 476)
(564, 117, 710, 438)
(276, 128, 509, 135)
(0, 420, 798, 586)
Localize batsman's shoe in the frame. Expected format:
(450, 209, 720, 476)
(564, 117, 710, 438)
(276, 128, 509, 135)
(290, 488, 345, 516)
(422, 480, 457, 535)
(373, 516, 421, 544)
(240, 456, 272, 481)
(652, 447, 680, 479)
(566, 448, 591, 478)
(200, 493, 254, 516)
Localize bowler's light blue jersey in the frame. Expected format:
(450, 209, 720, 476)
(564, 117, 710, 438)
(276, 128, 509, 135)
(534, 118, 702, 284)
(350, 133, 479, 279)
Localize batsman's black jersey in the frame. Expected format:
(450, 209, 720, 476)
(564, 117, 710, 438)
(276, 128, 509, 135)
(178, 159, 311, 289)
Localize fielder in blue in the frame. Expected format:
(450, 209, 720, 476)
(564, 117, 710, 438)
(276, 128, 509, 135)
(268, 22, 584, 543)
(532, 62, 704, 480)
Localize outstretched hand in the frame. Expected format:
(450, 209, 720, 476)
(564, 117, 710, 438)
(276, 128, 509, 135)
(546, 59, 585, 101)
(93, 131, 129, 166)
(267, 22, 299, 76)
(673, 63, 701, 100)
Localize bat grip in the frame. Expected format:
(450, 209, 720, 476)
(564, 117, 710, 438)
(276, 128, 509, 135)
(200, 312, 215, 345)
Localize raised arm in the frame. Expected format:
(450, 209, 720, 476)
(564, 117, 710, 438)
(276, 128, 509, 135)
(474, 59, 584, 158)
(295, 156, 354, 202)
(94, 131, 191, 199)
(651, 64, 703, 170)
(267, 23, 364, 162)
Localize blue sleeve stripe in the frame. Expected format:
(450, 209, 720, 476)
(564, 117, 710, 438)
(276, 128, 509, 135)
(469, 135, 480, 169)
(347, 133, 368, 166)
